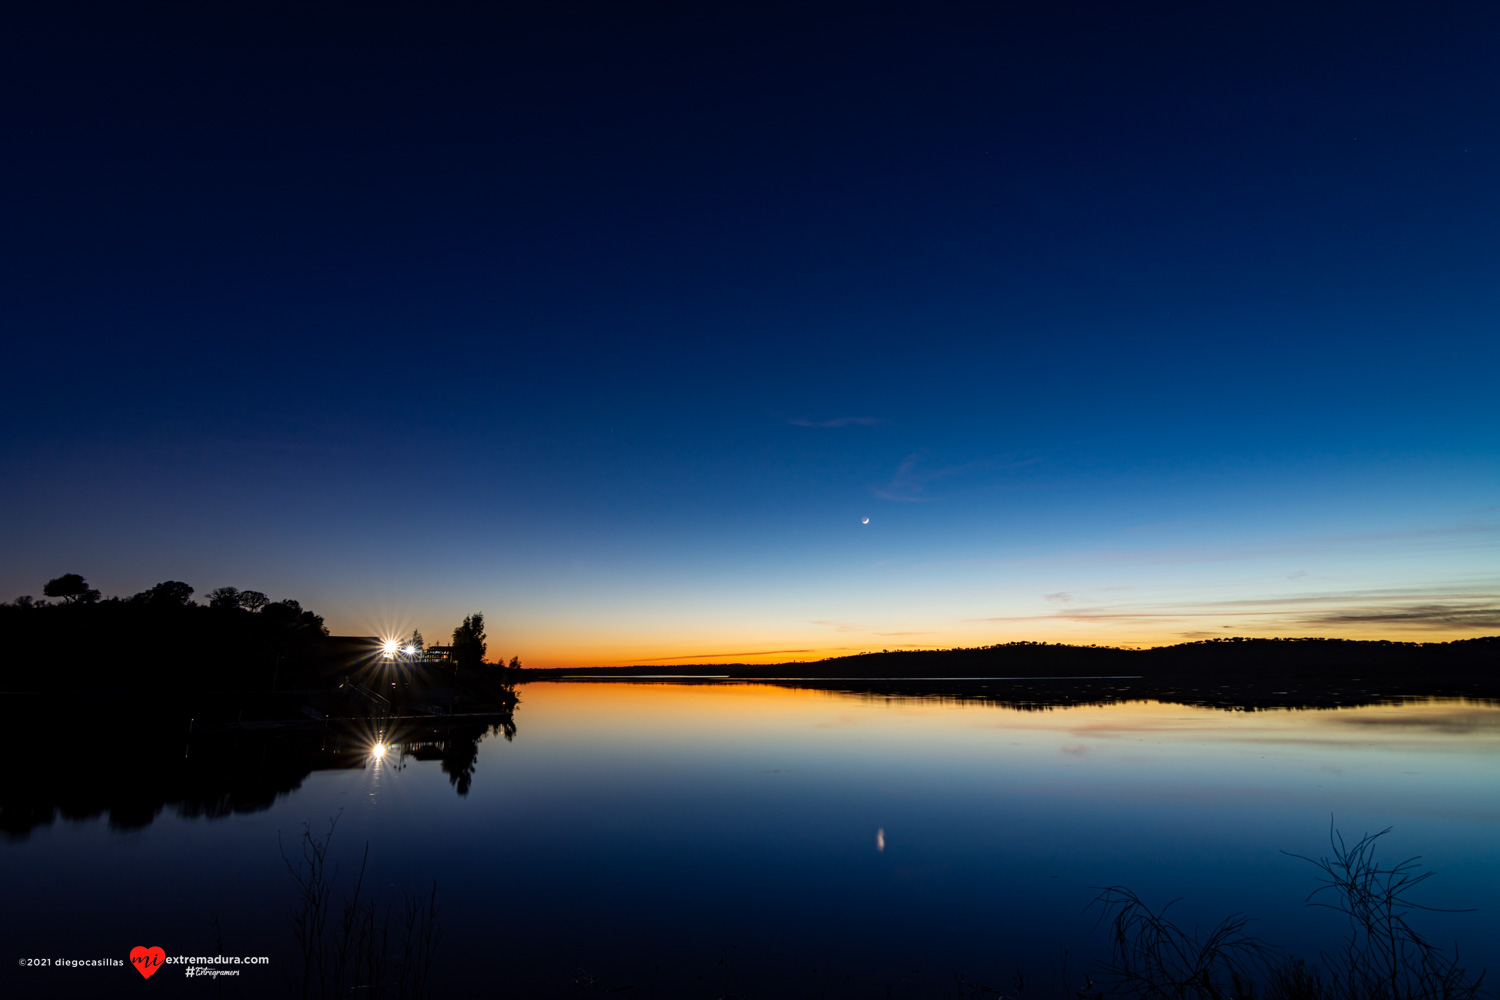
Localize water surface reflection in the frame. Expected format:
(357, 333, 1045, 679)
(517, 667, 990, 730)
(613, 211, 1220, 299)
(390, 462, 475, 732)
(2, 681, 1496, 998)
(1, 699, 519, 840)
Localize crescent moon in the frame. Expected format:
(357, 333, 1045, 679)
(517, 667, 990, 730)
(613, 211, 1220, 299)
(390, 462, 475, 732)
(861, 517, 870, 524)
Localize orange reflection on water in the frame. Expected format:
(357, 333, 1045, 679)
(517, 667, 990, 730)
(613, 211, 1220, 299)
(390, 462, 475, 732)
(519, 680, 1500, 759)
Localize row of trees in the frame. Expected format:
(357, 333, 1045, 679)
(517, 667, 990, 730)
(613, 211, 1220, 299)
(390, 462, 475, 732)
(6, 574, 524, 692)
(14, 574, 317, 623)
(3, 573, 328, 692)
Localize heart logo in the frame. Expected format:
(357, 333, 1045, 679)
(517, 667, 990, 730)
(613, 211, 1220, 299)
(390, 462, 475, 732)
(130, 946, 165, 980)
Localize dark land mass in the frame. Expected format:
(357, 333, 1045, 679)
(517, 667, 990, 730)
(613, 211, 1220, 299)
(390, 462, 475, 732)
(11, 577, 1492, 708)
(1, 579, 523, 839)
(6, 581, 1496, 836)
(2, 578, 521, 718)
(526, 636, 1500, 710)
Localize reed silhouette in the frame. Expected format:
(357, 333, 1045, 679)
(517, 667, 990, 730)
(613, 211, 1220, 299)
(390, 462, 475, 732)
(1088, 823, 1487, 1000)
(281, 813, 440, 1000)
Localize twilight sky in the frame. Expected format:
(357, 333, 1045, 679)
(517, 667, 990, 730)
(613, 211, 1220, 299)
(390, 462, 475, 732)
(3, 2, 1496, 666)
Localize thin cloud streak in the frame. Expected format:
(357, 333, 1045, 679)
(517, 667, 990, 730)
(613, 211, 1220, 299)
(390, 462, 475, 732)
(870, 489, 933, 502)
(873, 453, 1040, 503)
(1305, 606, 1500, 628)
(969, 586, 1500, 633)
(984, 523, 1500, 571)
(787, 416, 884, 428)
(872, 453, 931, 502)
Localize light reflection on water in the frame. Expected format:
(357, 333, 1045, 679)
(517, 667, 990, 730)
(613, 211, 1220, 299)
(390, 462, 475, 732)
(3, 681, 1497, 997)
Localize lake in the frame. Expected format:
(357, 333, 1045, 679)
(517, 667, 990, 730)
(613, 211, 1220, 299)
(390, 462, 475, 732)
(4, 680, 1498, 997)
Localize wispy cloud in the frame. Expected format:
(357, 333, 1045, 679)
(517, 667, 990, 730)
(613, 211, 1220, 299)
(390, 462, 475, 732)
(969, 586, 1500, 634)
(1332, 711, 1494, 735)
(872, 453, 926, 502)
(942, 522, 1499, 573)
(873, 631, 932, 636)
(1115, 524, 1497, 567)
(872, 452, 1039, 502)
(1045, 592, 1073, 604)
(788, 416, 884, 428)
(1301, 605, 1500, 629)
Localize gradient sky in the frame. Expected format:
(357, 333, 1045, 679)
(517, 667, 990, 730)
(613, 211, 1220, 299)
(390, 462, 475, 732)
(3, 2, 1496, 665)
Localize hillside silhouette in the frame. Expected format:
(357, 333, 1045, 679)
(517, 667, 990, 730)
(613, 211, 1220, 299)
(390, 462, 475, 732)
(729, 636, 1499, 680)
(529, 637, 1499, 708)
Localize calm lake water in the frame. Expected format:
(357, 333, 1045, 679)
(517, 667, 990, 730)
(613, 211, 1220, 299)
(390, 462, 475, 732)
(5, 681, 1499, 997)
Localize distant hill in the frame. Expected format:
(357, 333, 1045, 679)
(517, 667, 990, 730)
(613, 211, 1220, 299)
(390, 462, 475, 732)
(516, 637, 1499, 710)
(530, 636, 1498, 682)
(730, 636, 1499, 679)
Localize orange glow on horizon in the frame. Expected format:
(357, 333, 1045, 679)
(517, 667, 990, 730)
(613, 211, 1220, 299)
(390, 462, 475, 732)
(491, 620, 1494, 669)
(325, 604, 1496, 670)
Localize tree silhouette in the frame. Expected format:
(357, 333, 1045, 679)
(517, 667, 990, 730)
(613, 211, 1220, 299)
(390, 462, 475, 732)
(440, 733, 480, 796)
(206, 586, 272, 613)
(43, 573, 100, 604)
(132, 580, 195, 606)
(451, 613, 487, 674)
(207, 586, 241, 609)
(260, 599, 326, 638)
(237, 590, 270, 613)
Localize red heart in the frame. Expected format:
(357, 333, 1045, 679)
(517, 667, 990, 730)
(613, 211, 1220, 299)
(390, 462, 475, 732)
(130, 946, 165, 980)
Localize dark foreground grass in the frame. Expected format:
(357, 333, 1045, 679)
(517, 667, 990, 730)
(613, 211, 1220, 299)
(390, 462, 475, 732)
(1085, 824, 1488, 1000)
(282, 814, 440, 1000)
(277, 820, 1488, 999)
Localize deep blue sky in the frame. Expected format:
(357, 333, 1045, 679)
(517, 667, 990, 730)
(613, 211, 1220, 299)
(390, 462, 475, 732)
(4, 2, 1496, 663)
